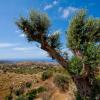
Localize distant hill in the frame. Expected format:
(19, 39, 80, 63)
(0, 58, 56, 64)
(0, 60, 14, 64)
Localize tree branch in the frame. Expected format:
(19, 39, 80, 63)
(41, 41, 68, 69)
(27, 31, 68, 69)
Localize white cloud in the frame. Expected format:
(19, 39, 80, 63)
(0, 45, 48, 60)
(61, 7, 79, 19)
(0, 43, 17, 48)
(15, 29, 26, 38)
(13, 47, 34, 51)
(19, 34, 26, 37)
(44, 4, 53, 10)
(0, 50, 48, 60)
(44, 0, 58, 11)
(13, 46, 47, 55)
(62, 9, 70, 18)
(53, 0, 58, 5)
(15, 30, 20, 33)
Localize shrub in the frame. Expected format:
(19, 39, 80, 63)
(36, 86, 47, 93)
(5, 94, 13, 100)
(16, 95, 26, 100)
(26, 86, 47, 100)
(42, 71, 52, 81)
(53, 74, 69, 91)
(75, 92, 83, 100)
(26, 88, 37, 100)
(25, 81, 32, 88)
(14, 88, 24, 96)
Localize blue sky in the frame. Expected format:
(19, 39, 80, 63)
(0, 0, 100, 60)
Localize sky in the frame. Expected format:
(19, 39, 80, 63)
(0, 0, 100, 60)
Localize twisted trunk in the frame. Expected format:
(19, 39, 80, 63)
(41, 41, 68, 69)
(74, 50, 93, 99)
(73, 76, 92, 98)
(41, 41, 93, 99)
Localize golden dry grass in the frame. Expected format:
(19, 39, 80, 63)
(0, 70, 76, 100)
(0, 71, 41, 99)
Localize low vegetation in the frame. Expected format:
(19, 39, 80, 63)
(0, 62, 100, 100)
(0, 63, 64, 74)
(25, 81, 32, 88)
(0, 62, 72, 100)
(42, 71, 53, 81)
(53, 74, 69, 92)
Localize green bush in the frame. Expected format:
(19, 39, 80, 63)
(25, 81, 32, 88)
(16, 95, 26, 100)
(42, 71, 52, 81)
(54, 74, 69, 91)
(26, 86, 46, 100)
(5, 94, 13, 100)
(36, 86, 47, 93)
(14, 88, 24, 96)
(26, 91, 36, 100)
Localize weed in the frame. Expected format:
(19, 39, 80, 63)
(5, 94, 13, 100)
(53, 74, 69, 92)
(26, 86, 47, 100)
(25, 81, 32, 88)
(16, 95, 26, 100)
(14, 88, 24, 96)
(42, 71, 52, 81)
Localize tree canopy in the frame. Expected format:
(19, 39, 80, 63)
(16, 9, 100, 99)
(67, 9, 100, 70)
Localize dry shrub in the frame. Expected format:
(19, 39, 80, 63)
(53, 74, 69, 92)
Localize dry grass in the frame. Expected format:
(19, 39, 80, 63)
(2, 63, 99, 100)
(0, 71, 41, 99)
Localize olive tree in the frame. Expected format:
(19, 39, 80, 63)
(16, 9, 100, 99)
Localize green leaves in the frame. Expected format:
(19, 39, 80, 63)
(67, 9, 100, 71)
(83, 43, 100, 69)
(16, 17, 35, 42)
(29, 10, 50, 33)
(48, 31, 62, 50)
(68, 56, 83, 75)
(67, 9, 86, 51)
(67, 9, 100, 53)
(16, 10, 50, 42)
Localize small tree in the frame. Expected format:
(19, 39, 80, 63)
(16, 9, 100, 99)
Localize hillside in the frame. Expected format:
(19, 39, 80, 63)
(0, 62, 100, 100)
(0, 62, 75, 100)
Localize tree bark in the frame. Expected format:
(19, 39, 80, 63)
(41, 41, 68, 69)
(73, 76, 92, 98)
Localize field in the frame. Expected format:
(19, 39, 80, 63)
(0, 62, 100, 100)
(0, 62, 76, 100)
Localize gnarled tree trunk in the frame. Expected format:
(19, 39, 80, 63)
(73, 76, 92, 98)
(41, 41, 93, 99)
